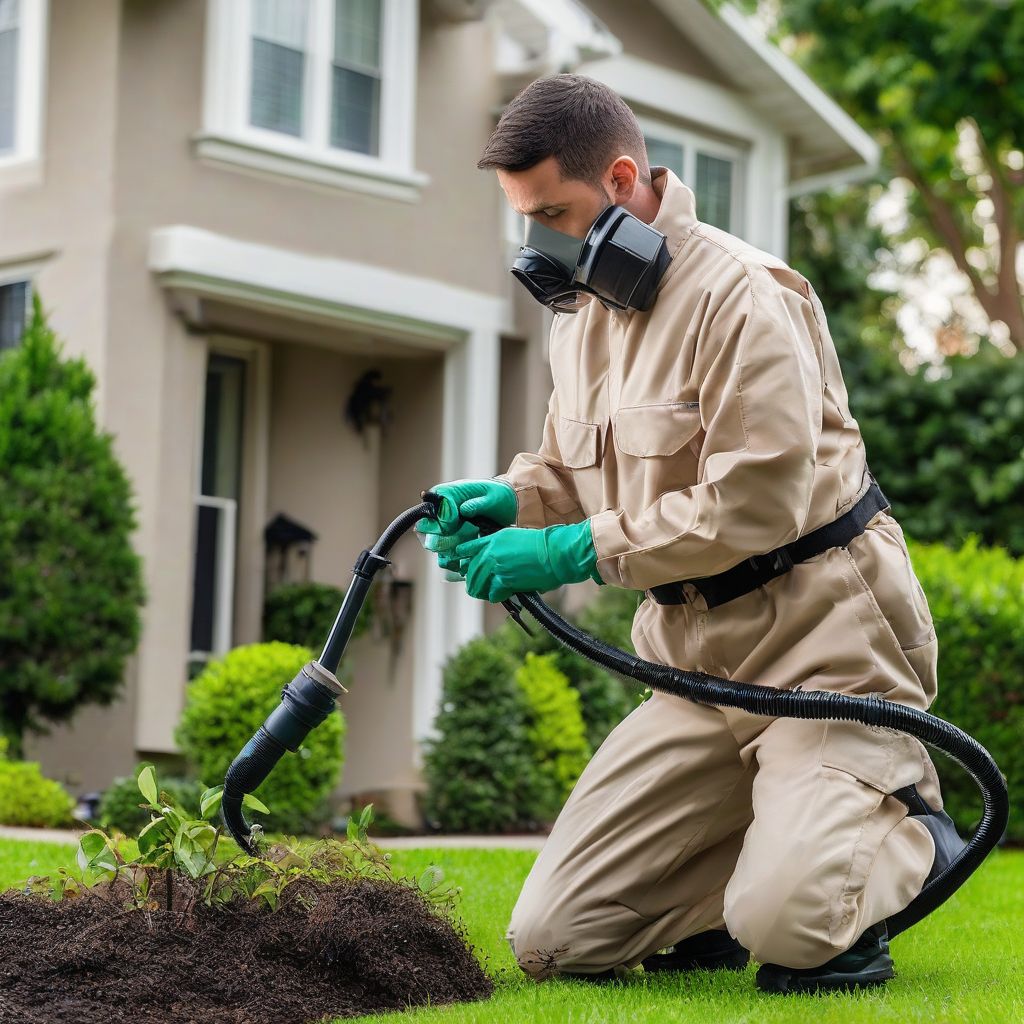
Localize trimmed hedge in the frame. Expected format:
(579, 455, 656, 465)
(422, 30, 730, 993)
(515, 652, 591, 819)
(490, 586, 645, 750)
(0, 739, 75, 828)
(908, 535, 1023, 841)
(175, 642, 345, 835)
(422, 638, 546, 833)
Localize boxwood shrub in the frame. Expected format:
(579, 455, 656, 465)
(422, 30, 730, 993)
(175, 642, 345, 835)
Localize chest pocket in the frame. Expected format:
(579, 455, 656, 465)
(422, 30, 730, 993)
(613, 402, 703, 458)
(557, 416, 602, 469)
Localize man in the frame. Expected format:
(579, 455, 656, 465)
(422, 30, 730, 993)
(416, 74, 962, 995)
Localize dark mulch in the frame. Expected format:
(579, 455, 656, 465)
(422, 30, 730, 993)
(0, 873, 493, 1024)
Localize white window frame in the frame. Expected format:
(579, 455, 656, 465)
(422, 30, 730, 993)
(0, 0, 49, 188)
(196, 0, 427, 202)
(638, 115, 748, 238)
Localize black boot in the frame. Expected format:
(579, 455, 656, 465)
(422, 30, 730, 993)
(755, 920, 894, 994)
(641, 929, 750, 974)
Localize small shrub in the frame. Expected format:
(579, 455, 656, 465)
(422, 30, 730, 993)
(422, 637, 547, 833)
(263, 582, 373, 656)
(0, 739, 75, 827)
(907, 535, 1024, 841)
(97, 768, 205, 835)
(491, 585, 643, 749)
(515, 652, 591, 818)
(175, 643, 345, 836)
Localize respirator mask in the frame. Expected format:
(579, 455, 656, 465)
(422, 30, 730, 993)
(511, 205, 670, 314)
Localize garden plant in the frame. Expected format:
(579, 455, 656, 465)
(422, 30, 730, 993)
(0, 766, 492, 1023)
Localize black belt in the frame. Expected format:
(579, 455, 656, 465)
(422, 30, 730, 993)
(647, 475, 891, 609)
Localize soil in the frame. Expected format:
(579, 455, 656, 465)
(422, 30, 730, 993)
(0, 873, 494, 1024)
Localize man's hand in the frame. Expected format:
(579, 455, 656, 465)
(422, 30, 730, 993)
(415, 479, 518, 538)
(452, 520, 604, 603)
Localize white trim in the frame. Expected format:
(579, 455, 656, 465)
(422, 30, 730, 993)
(0, 249, 50, 285)
(198, 0, 425, 201)
(148, 224, 512, 341)
(639, 115, 748, 237)
(0, 0, 48, 184)
(192, 132, 428, 201)
(715, 2, 878, 171)
(785, 161, 881, 200)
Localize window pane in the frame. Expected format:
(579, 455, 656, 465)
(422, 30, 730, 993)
(334, 0, 381, 71)
(645, 136, 683, 178)
(0, 0, 18, 153)
(250, 0, 308, 137)
(252, 0, 307, 48)
(0, 280, 29, 351)
(331, 66, 379, 155)
(696, 152, 733, 231)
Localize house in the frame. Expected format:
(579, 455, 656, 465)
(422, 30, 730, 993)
(1, 0, 878, 825)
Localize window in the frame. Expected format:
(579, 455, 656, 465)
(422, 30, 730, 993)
(190, 355, 246, 666)
(0, 0, 46, 178)
(199, 0, 424, 200)
(0, 278, 30, 350)
(642, 121, 745, 235)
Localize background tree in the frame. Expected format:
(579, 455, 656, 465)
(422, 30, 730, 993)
(715, 0, 1024, 352)
(0, 294, 145, 757)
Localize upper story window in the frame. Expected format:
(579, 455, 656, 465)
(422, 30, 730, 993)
(0, 0, 47, 183)
(0, 278, 31, 350)
(642, 119, 746, 235)
(198, 0, 425, 201)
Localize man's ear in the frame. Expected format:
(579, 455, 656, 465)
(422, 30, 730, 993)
(607, 156, 640, 205)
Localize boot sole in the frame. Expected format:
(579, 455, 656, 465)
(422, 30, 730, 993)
(755, 957, 894, 995)
(643, 947, 751, 974)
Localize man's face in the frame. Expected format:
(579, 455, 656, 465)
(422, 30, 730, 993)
(497, 155, 613, 241)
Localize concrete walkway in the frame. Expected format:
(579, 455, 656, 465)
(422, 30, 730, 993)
(0, 823, 546, 850)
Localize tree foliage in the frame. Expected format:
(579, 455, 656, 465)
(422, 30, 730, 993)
(0, 294, 145, 757)
(726, 0, 1024, 351)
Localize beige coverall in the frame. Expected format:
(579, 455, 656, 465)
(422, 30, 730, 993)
(494, 167, 942, 975)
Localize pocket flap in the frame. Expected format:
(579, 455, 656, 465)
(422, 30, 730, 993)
(614, 402, 703, 458)
(820, 719, 924, 794)
(557, 416, 601, 469)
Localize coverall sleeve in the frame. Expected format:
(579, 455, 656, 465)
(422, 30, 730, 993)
(493, 387, 586, 530)
(588, 263, 825, 591)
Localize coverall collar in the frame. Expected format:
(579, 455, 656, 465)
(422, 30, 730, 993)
(648, 165, 699, 253)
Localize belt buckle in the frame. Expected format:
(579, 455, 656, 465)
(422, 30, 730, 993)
(747, 547, 794, 577)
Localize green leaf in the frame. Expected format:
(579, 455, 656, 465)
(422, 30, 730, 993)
(137, 765, 159, 807)
(137, 817, 169, 856)
(200, 786, 224, 820)
(358, 803, 374, 830)
(418, 865, 444, 893)
(241, 792, 270, 814)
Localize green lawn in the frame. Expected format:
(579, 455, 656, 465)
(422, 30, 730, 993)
(2, 839, 1021, 1024)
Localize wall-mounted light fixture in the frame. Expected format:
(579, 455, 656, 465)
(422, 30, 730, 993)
(264, 513, 317, 592)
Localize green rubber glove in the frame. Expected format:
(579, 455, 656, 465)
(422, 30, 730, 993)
(453, 520, 605, 603)
(415, 479, 518, 538)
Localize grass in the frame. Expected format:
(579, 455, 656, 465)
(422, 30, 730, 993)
(1, 838, 1021, 1023)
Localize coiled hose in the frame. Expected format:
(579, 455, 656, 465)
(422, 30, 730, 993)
(222, 497, 1008, 941)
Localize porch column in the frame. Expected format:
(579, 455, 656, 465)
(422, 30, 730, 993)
(412, 325, 501, 756)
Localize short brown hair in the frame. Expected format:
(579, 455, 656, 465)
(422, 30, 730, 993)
(477, 74, 649, 185)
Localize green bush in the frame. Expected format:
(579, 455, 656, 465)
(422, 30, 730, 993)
(422, 637, 548, 833)
(174, 643, 345, 835)
(0, 293, 145, 757)
(0, 739, 75, 827)
(515, 652, 591, 818)
(907, 536, 1024, 842)
(263, 582, 373, 660)
(491, 586, 644, 749)
(97, 768, 205, 834)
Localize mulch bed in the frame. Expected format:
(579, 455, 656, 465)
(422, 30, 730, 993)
(0, 873, 494, 1023)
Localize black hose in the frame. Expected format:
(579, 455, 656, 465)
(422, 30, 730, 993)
(221, 500, 1009, 941)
